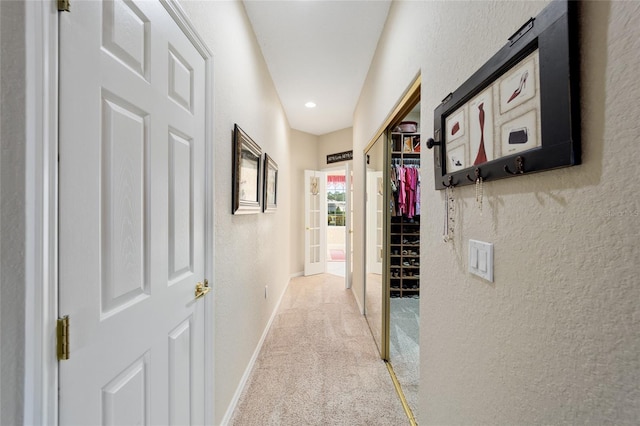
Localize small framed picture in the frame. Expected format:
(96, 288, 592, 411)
(263, 153, 278, 213)
(232, 124, 262, 214)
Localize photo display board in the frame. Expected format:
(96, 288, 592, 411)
(429, 0, 580, 189)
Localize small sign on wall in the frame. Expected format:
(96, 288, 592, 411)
(327, 150, 353, 164)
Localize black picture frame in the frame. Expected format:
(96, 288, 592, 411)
(428, 0, 580, 190)
(263, 153, 278, 213)
(232, 124, 262, 214)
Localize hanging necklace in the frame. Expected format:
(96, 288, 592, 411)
(475, 174, 483, 214)
(443, 182, 455, 242)
(443, 187, 449, 242)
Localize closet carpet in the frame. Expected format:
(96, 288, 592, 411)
(229, 273, 408, 426)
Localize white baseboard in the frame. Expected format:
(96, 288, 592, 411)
(351, 287, 365, 315)
(220, 277, 291, 425)
(290, 271, 303, 278)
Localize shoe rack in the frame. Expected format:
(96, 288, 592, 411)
(390, 216, 420, 298)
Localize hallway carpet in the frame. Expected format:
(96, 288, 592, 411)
(229, 274, 408, 425)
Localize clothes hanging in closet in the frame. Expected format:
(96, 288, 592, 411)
(390, 163, 420, 219)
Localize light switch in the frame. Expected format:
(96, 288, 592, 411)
(469, 239, 493, 282)
(478, 250, 487, 272)
(470, 246, 478, 268)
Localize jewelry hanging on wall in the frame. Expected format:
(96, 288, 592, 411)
(443, 187, 449, 242)
(443, 183, 455, 242)
(475, 174, 483, 214)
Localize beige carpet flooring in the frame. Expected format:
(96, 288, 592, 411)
(229, 274, 408, 426)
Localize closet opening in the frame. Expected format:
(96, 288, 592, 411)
(363, 74, 421, 425)
(388, 102, 421, 424)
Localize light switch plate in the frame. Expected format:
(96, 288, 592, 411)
(469, 239, 493, 282)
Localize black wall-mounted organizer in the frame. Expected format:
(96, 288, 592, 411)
(426, 0, 580, 190)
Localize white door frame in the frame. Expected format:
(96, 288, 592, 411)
(23, 1, 215, 424)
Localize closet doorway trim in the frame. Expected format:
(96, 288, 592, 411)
(364, 74, 421, 154)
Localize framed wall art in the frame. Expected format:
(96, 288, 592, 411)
(263, 153, 278, 213)
(232, 124, 262, 214)
(427, 0, 580, 190)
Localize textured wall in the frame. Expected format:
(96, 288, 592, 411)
(353, 0, 639, 423)
(179, 2, 292, 423)
(0, 1, 26, 424)
(1, 5, 3, 418)
(317, 127, 353, 168)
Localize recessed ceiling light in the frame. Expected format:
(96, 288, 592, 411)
(305, 102, 317, 108)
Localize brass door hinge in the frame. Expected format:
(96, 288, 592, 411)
(57, 315, 70, 360)
(58, 0, 70, 12)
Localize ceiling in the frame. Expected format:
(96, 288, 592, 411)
(243, 0, 392, 136)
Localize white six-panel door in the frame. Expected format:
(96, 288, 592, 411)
(59, 1, 206, 424)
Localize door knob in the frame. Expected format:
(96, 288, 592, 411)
(195, 279, 210, 299)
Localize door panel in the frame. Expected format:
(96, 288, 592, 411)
(102, 0, 149, 80)
(169, 130, 194, 283)
(102, 354, 149, 426)
(168, 47, 194, 112)
(168, 319, 192, 425)
(59, 1, 206, 424)
(101, 92, 149, 315)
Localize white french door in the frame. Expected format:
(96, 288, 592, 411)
(304, 170, 327, 276)
(345, 163, 353, 289)
(367, 171, 384, 275)
(58, 1, 208, 424)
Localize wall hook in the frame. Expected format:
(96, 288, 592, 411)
(504, 156, 525, 175)
(426, 138, 440, 149)
(443, 175, 456, 188)
(466, 168, 483, 182)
